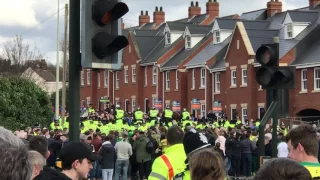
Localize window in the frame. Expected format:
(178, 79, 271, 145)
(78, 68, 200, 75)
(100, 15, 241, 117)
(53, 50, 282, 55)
(97, 72, 100, 88)
(287, 24, 293, 38)
(152, 66, 157, 85)
(104, 70, 108, 87)
(242, 108, 247, 123)
(132, 67, 136, 83)
(81, 71, 84, 86)
(175, 70, 178, 90)
(186, 35, 191, 49)
(115, 100, 120, 105)
(86, 97, 91, 106)
(144, 67, 147, 86)
(258, 107, 265, 120)
(237, 40, 240, 49)
(166, 71, 170, 90)
(132, 99, 136, 111)
(115, 71, 119, 89)
(201, 104, 206, 118)
(215, 31, 220, 43)
(314, 68, 320, 90)
(301, 69, 307, 91)
(242, 69, 247, 86)
(231, 70, 236, 86)
(166, 32, 171, 45)
(215, 73, 220, 93)
(231, 108, 237, 120)
(200, 68, 206, 87)
(87, 70, 91, 85)
(129, 45, 131, 53)
(192, 69, 195, 89)
(124, 68, 128, 83)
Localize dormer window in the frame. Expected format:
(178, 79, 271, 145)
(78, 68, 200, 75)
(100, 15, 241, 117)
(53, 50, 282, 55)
(165, 32, 171, 45)
(186, 35, 191, 49)
(214, 30, 221, 43)
(287, 24, 293, 38)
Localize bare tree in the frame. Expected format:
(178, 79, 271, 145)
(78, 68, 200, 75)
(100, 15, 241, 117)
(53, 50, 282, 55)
(2, 35, 44, 65)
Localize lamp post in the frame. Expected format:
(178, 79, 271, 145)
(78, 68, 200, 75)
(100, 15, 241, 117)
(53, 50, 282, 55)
(55, 0, 60, 120)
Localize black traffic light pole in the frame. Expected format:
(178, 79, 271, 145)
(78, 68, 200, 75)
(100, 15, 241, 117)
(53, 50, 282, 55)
(68, 0, 81, 141)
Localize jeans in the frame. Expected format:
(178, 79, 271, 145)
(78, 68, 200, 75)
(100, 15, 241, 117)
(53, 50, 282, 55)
(89, 161, 102, 179)
(102, 169, 113, 180)
(225, 157, 231, 173)
(114, 159, 129, 180)
(241, 153, 253, 177)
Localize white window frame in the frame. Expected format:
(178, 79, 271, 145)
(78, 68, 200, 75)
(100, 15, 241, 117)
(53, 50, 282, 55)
(175, 70, 178, 90)
(128, 45, 131, 53)
(314, 68, 320, 90)
(81, 71, 84, 86)
(301, 69, 307, 91)
(201, 104, 206, 118)
(237, 40, 240, 49)
(192, 69, 195, 89)
(124, 68, 128, 84)
(132, 67, 136, 83)
(87, 70, 91, 85)
(215, 72, 220, 93)
(242, 69, 247, 86)
(104, 70, 108, 87)
(86, 97, 91, 106)
(242, 108, 247, 123)
(132, 99, 136, 112)
(166, 32, 171, 45)
(97, 72, 101, 88)
(231, 108, 237, 120)
(258, 106, 264, 120)
(186, 35, 191, 49)
(231, 70, 236, 87)
(286, 23, 293, 38)
(152, 66, 157, 85)
(115, 71, 119, 89)
(200, 68, 206, 87)
(144, 67, 148, 86)
(166, 71, 170, 90)
(115, 100, 120, 106)
(215, 30, 220, 43)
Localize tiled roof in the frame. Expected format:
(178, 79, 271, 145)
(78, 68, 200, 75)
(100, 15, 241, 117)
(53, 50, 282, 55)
(187, 24, 212, 34)
(140, 23, 155, 29)
(167, 21, 191, 32)
(287, 11, 318, 23)
(221, 14, 238, 19)
(134, 29, 163, 36)
(161, 33, 212, 68)
(33, 68, 57, 82)
(240, 9, 267, 20)
(185, 36, 231, 67)
(246, 29, 279, 52)
(135, 36, 164, 60)
(189, 14, 208, 24)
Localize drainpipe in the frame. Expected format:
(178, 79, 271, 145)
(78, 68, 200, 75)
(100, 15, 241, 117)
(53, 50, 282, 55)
(155, 63, 158, 99)
(162, 71, 165, 111)
(107, 70, 110, 98)
(204, 65, 207, 118)
(111, 71, 115, 104)
(211, 71, 214, 111)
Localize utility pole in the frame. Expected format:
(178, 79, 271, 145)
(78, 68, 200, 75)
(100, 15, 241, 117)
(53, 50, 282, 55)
(61, 3, 68, 126)
(68, 0, 81, 141)
(55, 0, 60, 120)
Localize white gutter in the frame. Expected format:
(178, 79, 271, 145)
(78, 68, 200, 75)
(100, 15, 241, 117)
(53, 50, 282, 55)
(210, 67, 226, 73)
(160, 66, 178, 72)
(294, 62, 320, 69)
(185, 63, 204, 69)
(140, 62, 155, 67)
(162, 72, 165, 111)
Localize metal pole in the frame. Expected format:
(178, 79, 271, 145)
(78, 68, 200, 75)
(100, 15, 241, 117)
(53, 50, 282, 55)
(68, 0, 81, 141)
(61, 3, 69, 126)
(55, 0, 60, 120)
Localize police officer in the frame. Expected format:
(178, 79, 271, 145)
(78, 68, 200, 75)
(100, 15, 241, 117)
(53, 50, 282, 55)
(162, 105, 173, 126)
(115, 104, 125, 130)
(88, 104, 95, 115)
(149, 126, 186, 180)
(134, 106, 144, 124)
(181, 108, 190, 121)
(149, 106, 158, 125)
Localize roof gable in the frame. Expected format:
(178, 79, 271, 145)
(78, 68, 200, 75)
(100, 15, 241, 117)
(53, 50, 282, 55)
(212, 19, 220, 31)
(283, 12, 293, 24)
(225, 22, 255, 60)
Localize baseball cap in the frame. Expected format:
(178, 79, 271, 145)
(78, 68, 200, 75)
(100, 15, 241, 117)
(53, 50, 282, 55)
(59, 142, 102, 162)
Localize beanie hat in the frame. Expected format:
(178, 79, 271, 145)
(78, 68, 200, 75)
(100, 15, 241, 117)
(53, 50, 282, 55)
(183, 128, 211, 156)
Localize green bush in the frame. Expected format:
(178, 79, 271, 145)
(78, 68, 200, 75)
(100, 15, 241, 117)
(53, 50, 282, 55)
(0, 77, 53, 130)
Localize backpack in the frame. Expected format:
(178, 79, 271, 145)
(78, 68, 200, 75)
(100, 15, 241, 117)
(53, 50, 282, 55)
(146, 138, 155, 154)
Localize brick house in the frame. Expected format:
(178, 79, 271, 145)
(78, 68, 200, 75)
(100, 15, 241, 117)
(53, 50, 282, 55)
(81, 0, 320, 121)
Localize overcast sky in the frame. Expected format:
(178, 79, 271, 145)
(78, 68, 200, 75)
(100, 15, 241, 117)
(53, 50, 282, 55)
(0, 0, 308, 65)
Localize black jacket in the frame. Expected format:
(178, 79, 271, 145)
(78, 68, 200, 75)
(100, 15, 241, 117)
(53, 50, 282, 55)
(230, 139, 242, 159)
(99, 141, 115, 169)
(34, 166, 71, 180)
(240, 138, 255, 154)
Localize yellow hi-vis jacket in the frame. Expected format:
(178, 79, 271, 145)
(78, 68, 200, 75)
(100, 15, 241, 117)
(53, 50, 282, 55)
(148, 144, 186, 180)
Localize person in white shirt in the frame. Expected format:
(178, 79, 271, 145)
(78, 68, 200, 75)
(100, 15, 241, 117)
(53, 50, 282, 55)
(277, 135, 289, 158)
(114, 133, 132, 180)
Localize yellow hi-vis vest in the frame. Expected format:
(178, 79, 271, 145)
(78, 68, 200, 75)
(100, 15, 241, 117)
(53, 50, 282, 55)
(148, 144, 186, 180)
(115, 109, 124, 120)
(149, 109, 158, 118)
(182, 111, 190, 120)
(135, 110, 144, 120)
(165, 109, 173, 118)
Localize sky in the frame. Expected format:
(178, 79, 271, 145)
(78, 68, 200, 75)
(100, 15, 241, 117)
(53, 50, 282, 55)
(0, 0, 308, 65)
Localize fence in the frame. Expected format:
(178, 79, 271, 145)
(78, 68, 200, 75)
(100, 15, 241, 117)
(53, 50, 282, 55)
(278, 117, 320, 129)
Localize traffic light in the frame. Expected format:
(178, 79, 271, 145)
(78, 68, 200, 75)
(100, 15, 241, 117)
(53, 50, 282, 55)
(81, 0, 129, 70)
(255, 43, 296, 89)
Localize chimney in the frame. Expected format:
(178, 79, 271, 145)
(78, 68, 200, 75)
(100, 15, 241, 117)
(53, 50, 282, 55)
(189, 1, 201, 18)
(139, 10, 150, 26)
(267, 0, 282, 17)
(153, 6, 165, 25)
(309, 0, 320, 8)
(206, 0, 219, 18)
(39, 59, 47, 69)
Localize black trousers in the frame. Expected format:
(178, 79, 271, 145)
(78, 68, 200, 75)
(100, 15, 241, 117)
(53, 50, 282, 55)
(231, 158, 241, 177)
(138, 161, 151, 180)
(241, 153, 253, 177)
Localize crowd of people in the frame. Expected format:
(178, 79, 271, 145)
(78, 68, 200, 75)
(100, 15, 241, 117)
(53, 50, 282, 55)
(1, 103, 320, 180)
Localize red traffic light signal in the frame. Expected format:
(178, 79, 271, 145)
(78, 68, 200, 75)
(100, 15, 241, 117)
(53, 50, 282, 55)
(256, 44, 278, 66)
(93, 1, 129, 26)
